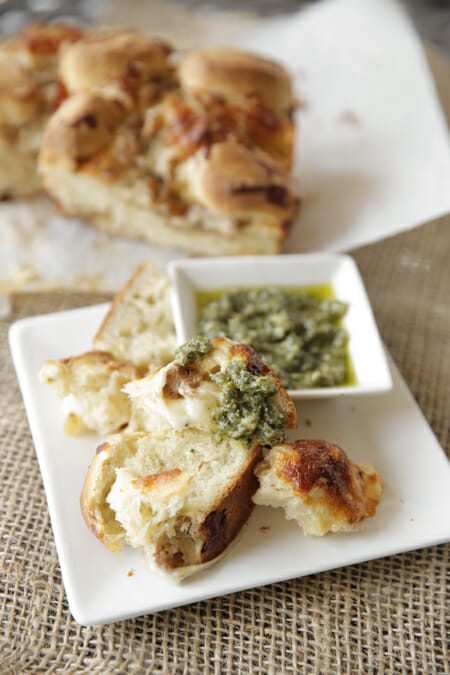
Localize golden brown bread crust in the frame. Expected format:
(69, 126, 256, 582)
(1, 22, 83, 68)
(0, 61, 39, 125)
(154, 446, 261, 570)
(143, 89, 295, 171)
(179, 47, 294, 115)
(80, 439, 126, 554)
(41, 90, 298, 225)
(0, 22, 83, 117)
(0, 22, 83, 197)
(0, 23, 83, 134)
(93, 260, 156, 350)
(39, 92, 128, 168)
(132, 467, 184, 491)
(272, 439, 381, 526)
(93, 259, 176, 369)
(59, 28, 173, 103)
(195, 141, 298, 222)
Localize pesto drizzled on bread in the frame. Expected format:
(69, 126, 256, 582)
(125, 336, 297, 446)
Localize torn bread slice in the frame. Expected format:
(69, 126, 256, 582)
(39, 351, 140, 436)
(80, 428, 261, 578)
(93, 259, 176, 369)
(253, 439, 382, 535)
(125, 336, 297, 446)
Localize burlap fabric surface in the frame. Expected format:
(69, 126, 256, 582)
(1, 48, 449, 674)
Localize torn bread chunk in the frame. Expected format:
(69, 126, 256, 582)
(253, 439, 382, 535)
(80, 428, 261, 578)
(94, 259, 176, 369)
(39, 351, 140, 436)
(58, 27, 174, 107)
(125, 336, 297, 446)
(39, 45, 298, 255)
(0, 22, 82, 198)
(179, 46, 295, 116)
(39, 260, 175, 437)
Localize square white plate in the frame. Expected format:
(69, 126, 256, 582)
(9, 304, 450, 626)
(168, 254, 393, 399)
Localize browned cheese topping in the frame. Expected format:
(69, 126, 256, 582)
(276, 439, 381, 525)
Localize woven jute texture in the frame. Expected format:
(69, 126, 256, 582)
(1, 48, 449, 674)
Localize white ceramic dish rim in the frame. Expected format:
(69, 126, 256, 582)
(168, 253, 393, 399)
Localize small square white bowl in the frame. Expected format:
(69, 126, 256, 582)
(168, 253, 392, 399)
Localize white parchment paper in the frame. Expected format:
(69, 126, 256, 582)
(1, 0, 449, 292)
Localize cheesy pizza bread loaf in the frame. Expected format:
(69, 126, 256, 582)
(39, 45, 299, 255)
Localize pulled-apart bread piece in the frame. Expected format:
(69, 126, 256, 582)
(39, 45, 298, 255)
(179, 46, 294, 116)
(0, 22, 82, 198)
(58, 27, 174, 107)
(81, 428, 262, 579)
(80, 335, 297, 578)
(253, 439, 382, 535)
(39, 351, 140, 436)
(40, 260, 176, 436)
(94, 259, 176, 369)
(125, 336, 297, 446)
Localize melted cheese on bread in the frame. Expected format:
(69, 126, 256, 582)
(253, 439, 382, 535)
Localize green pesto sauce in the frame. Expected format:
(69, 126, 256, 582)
(174, 335, 212, 366)
(174, 335, 286, 447)
(197, 285, 356, 390)
(211, 360, 285, 447)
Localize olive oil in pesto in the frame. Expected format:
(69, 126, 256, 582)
(197, 285, 356, 389)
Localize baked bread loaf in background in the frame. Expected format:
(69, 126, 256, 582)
(81, 428, 262, 579)
(253, 439, 382, 535)
(0, 22, 299, 256)
(39, 43, 298, 255)
(39, 350, 140, 436)
(0, 22, 82, 198)
(58, 27, 175, 106)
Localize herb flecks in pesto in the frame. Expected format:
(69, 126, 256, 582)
(175, 335, 212, 366)
(210, 361, 285, 446)
(198, 287, 351, 389)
